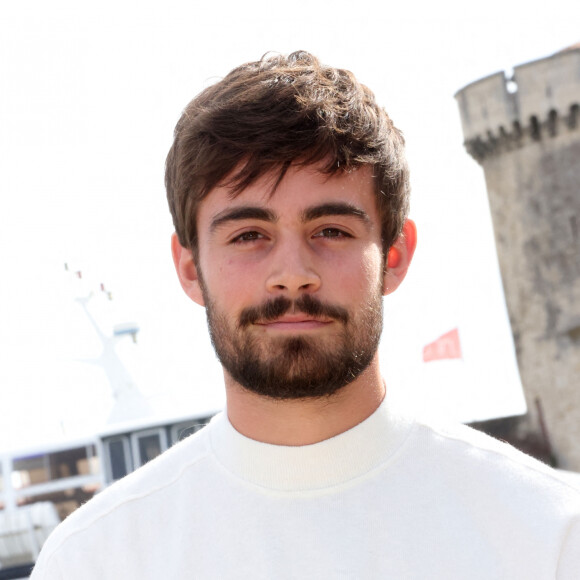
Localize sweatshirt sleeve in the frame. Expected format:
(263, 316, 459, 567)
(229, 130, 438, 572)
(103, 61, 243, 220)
(557, 518, 580, 579)
(30, 545, 64, 580)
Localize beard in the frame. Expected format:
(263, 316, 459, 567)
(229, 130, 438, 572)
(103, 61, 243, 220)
(200, 278, 384, 400)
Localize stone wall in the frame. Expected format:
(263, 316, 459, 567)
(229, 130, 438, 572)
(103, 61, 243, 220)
(456, 47, 580, 470)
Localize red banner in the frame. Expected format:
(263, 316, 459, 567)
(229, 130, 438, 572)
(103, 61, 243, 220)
(423, 328, 462, 362)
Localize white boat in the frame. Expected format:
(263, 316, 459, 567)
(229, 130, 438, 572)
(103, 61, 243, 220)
(0, 269, 218, 578)
(0, 409, 215, 578)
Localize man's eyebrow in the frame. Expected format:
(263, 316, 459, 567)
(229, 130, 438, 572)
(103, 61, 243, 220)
(301, 203, 371, 225)
(210, 206, 278, 233)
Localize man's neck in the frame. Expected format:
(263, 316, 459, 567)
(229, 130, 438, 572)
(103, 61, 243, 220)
(224, 358, 385, 446)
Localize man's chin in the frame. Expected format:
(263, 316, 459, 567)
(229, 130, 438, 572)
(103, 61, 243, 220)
(227, 347, 371, 400)
(236, 373, 350, 401)
(251, 332, 335, 356)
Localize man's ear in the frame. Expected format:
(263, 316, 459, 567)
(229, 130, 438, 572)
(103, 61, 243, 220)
(171, 233, 205, 306)
(383, 219, 417, 296)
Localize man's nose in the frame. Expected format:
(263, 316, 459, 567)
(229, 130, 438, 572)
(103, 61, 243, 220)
(265, 238, 321, 295)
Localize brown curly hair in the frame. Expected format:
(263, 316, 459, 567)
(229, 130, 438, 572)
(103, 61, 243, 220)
(165, 51, 410, 254)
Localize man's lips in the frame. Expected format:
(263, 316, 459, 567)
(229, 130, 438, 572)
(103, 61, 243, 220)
(254, 315, 334, 331)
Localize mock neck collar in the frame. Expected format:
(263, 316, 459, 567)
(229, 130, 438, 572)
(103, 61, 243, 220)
(208, 396, 414, 492)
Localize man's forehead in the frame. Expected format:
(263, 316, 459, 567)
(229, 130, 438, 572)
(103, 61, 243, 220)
(207, 163, 376, 206)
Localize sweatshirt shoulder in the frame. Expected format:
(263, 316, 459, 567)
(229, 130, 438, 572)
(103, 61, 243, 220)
(411, 415, 580, 499)
(34, 424, 213, 568)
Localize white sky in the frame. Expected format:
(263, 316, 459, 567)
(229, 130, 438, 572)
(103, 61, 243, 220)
(1, 0, 578, 451)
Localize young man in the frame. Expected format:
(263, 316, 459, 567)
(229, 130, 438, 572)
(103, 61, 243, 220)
(33, 52, 579, 578)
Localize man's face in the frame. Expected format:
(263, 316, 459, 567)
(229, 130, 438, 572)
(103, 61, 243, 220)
(193, 164, 386, 399)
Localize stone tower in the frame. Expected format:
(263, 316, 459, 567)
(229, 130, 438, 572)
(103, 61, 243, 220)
(455, 45, 580, 470)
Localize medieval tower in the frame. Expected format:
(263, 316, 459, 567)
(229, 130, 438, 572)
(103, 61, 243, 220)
(455, 45, 580, 470)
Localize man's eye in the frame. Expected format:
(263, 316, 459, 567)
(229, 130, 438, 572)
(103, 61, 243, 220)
(315, 228, 351, 239)
(232, 231, 264, 243)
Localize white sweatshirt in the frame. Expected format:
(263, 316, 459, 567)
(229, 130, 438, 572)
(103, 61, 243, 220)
(32, 399, 580, 579)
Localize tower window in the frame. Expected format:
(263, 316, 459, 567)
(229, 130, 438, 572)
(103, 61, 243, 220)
(530, 116, 541, 140)
(547, 110, 558, 137)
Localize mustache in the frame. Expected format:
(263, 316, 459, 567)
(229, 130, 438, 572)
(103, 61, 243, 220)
(238, 295, 349, 328)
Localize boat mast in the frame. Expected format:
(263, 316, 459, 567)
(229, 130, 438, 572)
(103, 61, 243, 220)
(67, 265, 152, 424)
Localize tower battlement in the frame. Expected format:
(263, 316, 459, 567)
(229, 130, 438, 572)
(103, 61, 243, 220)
(455, 44, 580, 470)
(455, 47, 580, 163)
